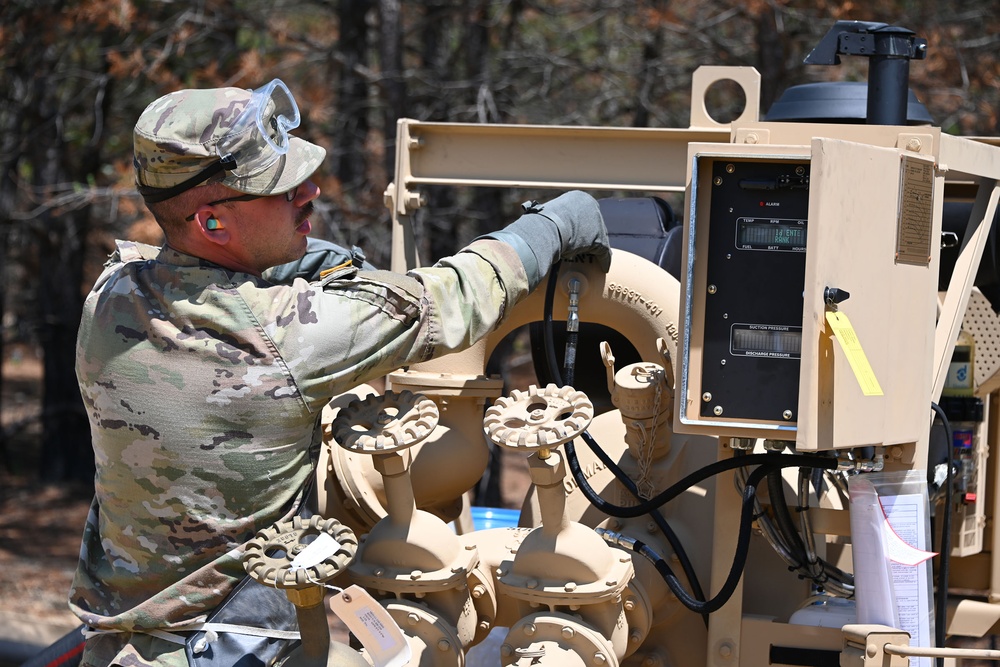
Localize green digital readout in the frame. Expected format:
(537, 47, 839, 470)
(736, 218, 806, 251)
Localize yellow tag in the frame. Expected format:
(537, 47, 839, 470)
(825, 311, 883, 396)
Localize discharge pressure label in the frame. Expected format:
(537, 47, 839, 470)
(731, 324, 802, 359)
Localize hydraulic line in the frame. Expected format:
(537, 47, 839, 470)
(598, 462, 775, 614)
(797, 475, 857, 597)
(741, 466, 801, 568)
(563, 276, 580, 386)
(797, 468, 823, 579)
(541, 264, 708, 621)
(930, 401, 954, 667)
(569, 449, 837, 519)
(767, 467, 811, 568)
(735, 452, 853, 597)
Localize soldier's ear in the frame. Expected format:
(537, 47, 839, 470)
(193, 211, 230, 246)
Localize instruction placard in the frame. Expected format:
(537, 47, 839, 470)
(896, 155, 935, 266)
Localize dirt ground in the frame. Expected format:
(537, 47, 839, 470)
(0, 348, 89, 654)
(0, 477, 91, 631)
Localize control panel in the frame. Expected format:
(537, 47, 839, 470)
(678, 154, 812, 436)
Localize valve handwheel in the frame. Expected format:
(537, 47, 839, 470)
(484, 383, 594, 451)
(243, 515, 358, 589)
(330, 389, 440, 454)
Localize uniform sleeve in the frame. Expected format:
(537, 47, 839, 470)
(255, 238, 530, 413)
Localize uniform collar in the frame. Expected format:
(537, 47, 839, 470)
(113, 240, 244, 276)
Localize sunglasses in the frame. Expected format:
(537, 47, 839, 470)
(185, 187, 298, 222)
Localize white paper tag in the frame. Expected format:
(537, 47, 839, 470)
(328, 585, 411, 667)
(289, 532, 339, 571)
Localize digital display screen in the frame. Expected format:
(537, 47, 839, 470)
(731, 325, 802, 359)
(736, 218, 806, 251)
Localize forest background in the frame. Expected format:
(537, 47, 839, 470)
(0, 0, 998, 491)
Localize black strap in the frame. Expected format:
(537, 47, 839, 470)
(138, 154, 237, 203)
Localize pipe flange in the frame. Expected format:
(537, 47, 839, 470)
(484, 384, 594, 451)
(501, 612, 619, 667)
(243, 515, 358, 589)
(467, 565, 499, 645)
(385, 600, 464, 666)
(621, 581, 653, 657)
(331, 390, 439, 454)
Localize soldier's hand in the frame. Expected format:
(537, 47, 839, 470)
(481, 190, 610, 289)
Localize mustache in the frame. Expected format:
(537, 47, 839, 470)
(296, 201, 314, 226)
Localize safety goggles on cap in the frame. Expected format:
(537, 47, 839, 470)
(139, 79, 301, 203)
(216, 79, 300, 177)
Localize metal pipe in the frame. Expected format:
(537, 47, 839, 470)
(292, 602, 330, 666)
(885, 643, 1000, 660)
(867, 27, 917, 125)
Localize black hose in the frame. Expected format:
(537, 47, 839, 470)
(735, 450, 853, 595)
(569, 450, 837, 519)
(930, 401, 953, 667)
(542, 262, 560, 382)
(571, 432, 708, 625)
(766, 467, 809, 568)
(602, 462, 774, 614)
(541, 264, 710, 620)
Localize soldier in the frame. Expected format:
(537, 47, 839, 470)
(70, 79, 610, 666)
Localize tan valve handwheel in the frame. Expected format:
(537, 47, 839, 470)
(484, 383, 594, 451)
(330, 389, 439, 454)
(243, 515, 358, 589)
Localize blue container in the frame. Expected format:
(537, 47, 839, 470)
(471, 506, 521, 530)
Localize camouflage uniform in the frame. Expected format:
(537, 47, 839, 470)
(72, 237, 530, 665)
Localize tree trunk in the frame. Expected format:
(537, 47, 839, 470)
(755, 5, 786, 117)
(335, 0, 373, 188)
(30, 72, 94, 483)
(37, 210, 92, 483)
(0, 222, 7, 472)
(634, 0, 667, 128)
(378, 0, 406, 185)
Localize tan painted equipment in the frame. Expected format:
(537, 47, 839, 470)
(264, 20, 1000, 667)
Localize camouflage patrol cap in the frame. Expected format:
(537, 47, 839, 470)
(134, 85, 326, 202)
